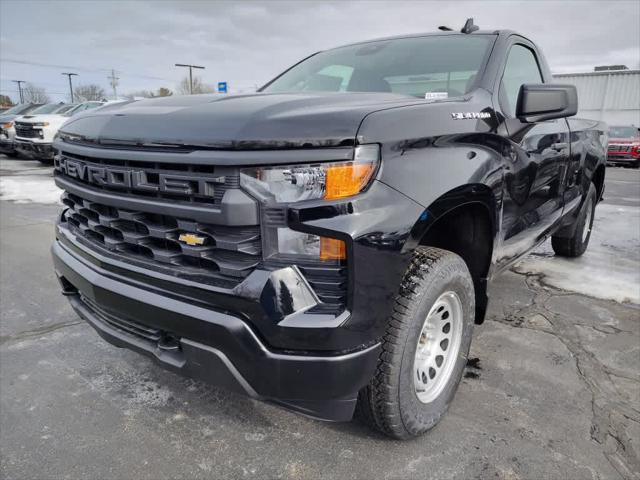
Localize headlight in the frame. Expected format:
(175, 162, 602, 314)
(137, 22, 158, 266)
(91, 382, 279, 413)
(1, 122, 13, 129)
(241, 144, 379, 263)
(240, 144, 379, 204)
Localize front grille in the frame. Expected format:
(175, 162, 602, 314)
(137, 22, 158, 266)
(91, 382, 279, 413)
(56, 148, 348, 316)
(608, 144, 631, 153)
(15, 122, 40, 139)
(61, 191, 260, 282)
(54, 151, 237, 205)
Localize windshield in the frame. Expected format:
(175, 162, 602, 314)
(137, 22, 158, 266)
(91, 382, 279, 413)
(55, 104, 78, 114)
(609, 126, 638, 138)
(262, 35, 494, 98)
(64, 102, 104, 117)
(30, 103, 67, 114)
(2, 103, 40, 115)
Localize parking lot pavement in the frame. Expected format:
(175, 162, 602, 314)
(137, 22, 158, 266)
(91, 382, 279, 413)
(1, 157, 638, 480)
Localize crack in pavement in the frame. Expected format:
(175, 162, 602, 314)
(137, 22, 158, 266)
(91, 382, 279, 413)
(0, 320, 84, 345)
(489, 269, 640, 480)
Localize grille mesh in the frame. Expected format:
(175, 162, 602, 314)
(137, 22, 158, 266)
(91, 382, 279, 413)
(15, 122, 40, 139)
(61, 191, 260, 280)
(608, 144, 632, 153)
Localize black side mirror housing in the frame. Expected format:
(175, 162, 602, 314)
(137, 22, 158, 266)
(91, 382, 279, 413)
(516, 84, 578, 123)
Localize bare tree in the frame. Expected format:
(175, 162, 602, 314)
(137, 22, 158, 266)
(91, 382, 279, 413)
(0, 95, 14, 107)
(176, 76, 214, 95)
(157, 87, 173, 97)
(124, 89, 155, 100)
(22, 83, 50, 103)
(73, 84, 107, 102)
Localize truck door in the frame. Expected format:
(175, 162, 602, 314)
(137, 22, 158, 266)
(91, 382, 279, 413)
(495, 41, 570, 267)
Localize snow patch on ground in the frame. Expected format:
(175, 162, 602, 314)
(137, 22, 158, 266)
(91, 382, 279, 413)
(515, 203, 640, 304)
(0, 176, 62, 204)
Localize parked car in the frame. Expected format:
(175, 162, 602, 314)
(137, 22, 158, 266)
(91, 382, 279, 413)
(51, 20, 607, 439)
(0, 103, 45, 156)
(14, 101, 104, 163)
(607, 125, 640, 168)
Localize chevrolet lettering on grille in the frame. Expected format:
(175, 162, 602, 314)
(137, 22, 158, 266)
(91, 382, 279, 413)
(56, 157, 225, 198)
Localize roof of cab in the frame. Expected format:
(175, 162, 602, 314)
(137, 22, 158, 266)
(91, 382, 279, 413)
(325, 29, 520, 52)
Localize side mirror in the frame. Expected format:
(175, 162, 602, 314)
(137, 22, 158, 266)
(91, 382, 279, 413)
(516, 84, 578, 123)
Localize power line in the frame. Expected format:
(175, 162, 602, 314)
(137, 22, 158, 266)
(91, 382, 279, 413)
(175, 63, 205, 94)
(1, 58, 176, 82)
(0, 88, 69, 95)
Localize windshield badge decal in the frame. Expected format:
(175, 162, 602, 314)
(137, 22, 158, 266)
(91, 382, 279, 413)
(451, 112, 491, 120)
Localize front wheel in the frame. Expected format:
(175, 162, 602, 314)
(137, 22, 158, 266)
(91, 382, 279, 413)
(357, 247, 475, 439)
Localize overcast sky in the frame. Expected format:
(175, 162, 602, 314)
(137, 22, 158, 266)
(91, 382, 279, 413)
(1, 0, 639, 102)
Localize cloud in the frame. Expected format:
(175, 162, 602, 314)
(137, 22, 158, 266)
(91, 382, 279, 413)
(1, 0, 638, 101)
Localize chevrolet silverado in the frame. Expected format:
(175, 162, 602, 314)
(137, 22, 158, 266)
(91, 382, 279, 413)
(51, 20, 607, 439)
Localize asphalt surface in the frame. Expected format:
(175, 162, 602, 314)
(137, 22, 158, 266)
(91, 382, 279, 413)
(1, 158, 639, 480)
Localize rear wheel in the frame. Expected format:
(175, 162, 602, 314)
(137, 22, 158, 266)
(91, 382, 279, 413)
(551, 183, 597, 257)
(357, 247, 474, 439)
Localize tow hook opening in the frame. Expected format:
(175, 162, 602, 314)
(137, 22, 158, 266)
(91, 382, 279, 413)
(158, 334, 181, 352)
(58, 275, 78, 296)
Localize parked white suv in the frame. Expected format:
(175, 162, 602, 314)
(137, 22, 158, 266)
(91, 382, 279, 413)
(15, 101, 104, 163)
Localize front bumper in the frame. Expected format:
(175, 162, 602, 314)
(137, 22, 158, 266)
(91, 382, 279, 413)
(53, 238, 380, 421)
(0, 139, 15, 154)
(607, 154, 639, 165)
(15, 140, 55, 159)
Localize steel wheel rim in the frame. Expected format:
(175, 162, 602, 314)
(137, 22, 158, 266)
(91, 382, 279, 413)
(582, 197, 593, 243)
(413, 291, 464, 404)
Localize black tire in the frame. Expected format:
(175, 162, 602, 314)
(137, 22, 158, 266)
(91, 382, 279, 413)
(357, 247, 475, 439)
(551, 182, 597, 257)
(37, 158, 54, 166)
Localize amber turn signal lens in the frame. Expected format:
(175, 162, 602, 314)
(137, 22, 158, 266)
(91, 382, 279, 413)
(324, 162, 376, 200)
(320, 237, 346, 261)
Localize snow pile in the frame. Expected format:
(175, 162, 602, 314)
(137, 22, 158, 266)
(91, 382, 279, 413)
(0, 176, 62, 204)
(515, 203, 640, 304)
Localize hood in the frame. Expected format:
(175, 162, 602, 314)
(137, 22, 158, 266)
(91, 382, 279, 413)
(0, 114, 19, 124)
(59, 92, 423, 150)
(609, 137, 640, 144)
(17, 114, 70, 125)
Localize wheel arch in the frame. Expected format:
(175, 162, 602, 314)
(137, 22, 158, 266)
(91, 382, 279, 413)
(405, 183, 499, 325)
(591, 163, 606, 202)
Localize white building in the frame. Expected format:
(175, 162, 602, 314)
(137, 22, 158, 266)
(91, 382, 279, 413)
(553, 69, 640, 127)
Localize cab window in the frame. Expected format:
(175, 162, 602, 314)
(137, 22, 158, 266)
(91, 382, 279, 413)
(500, 44, 543, 117)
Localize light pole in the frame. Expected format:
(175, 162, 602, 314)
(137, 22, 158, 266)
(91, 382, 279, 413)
(61, 72, 78, 102)
(11, 80, 25, 103)
(175, 64, 205, 94)
(107, 69, 119, 100)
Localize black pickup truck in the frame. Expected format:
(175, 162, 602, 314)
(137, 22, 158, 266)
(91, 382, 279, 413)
(51, 20, 607, 439)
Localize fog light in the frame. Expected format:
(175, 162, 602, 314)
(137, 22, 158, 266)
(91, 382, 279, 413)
(264, 227, 345, 262)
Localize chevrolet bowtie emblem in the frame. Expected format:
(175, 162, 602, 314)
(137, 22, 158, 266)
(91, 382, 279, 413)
(178, 233, 206, 246)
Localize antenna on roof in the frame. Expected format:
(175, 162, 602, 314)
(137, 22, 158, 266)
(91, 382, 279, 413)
(461, 18, 479, 34)
(438, 25, 453, 31)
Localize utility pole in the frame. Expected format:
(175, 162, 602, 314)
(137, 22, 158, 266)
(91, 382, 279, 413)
(61, 72, 78, 102)
(11, 80, 25, 103)
(175, 64, 205, 94)
(107, 69, 120, 100)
